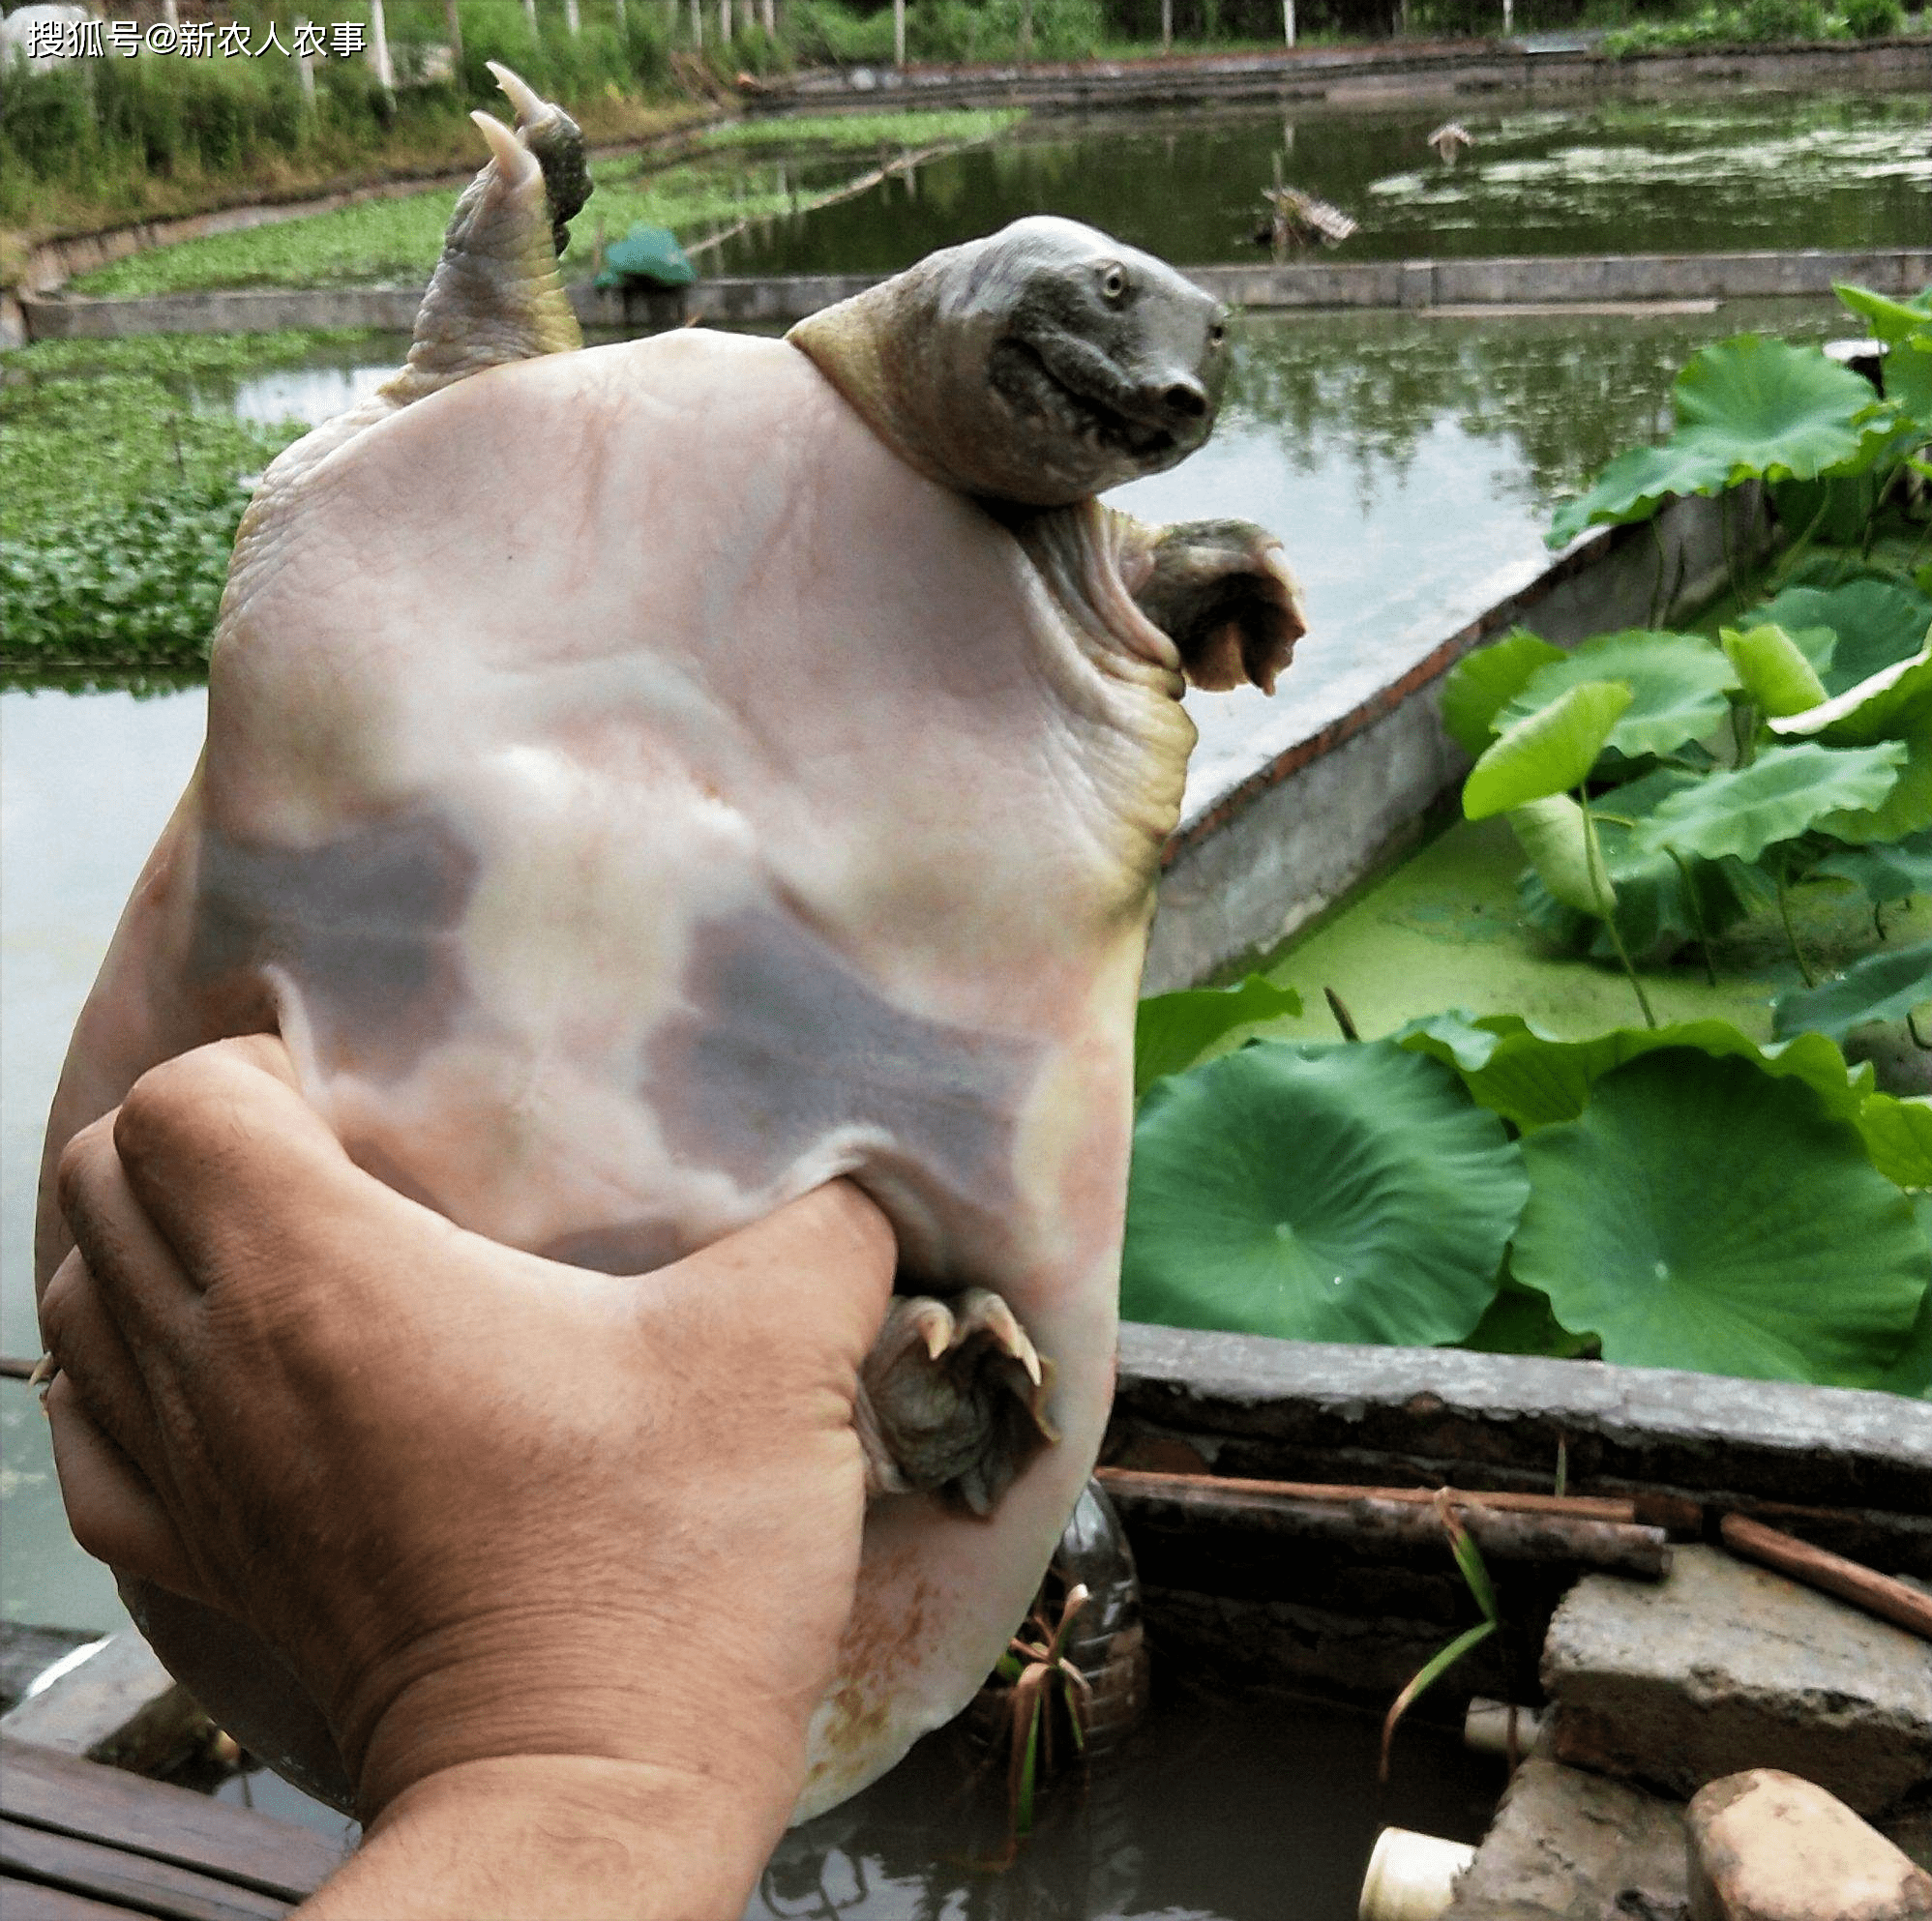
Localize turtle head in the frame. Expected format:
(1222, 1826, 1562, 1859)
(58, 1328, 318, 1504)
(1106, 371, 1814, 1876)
(789, 217, 1230, 508)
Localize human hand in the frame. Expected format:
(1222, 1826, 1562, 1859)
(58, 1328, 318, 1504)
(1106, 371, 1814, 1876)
(39, 1036, 897, 1846)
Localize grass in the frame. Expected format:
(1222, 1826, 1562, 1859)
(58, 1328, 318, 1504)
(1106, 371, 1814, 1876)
(68, 109, 1021, 298)
(1, 331, 372, 671)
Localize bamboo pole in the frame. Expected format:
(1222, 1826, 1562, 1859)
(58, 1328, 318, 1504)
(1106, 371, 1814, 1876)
(1098, 1469, 1672, 1579)
(1721, 1515, 1932, 1640)
(1099, 1466, 1641, 1523)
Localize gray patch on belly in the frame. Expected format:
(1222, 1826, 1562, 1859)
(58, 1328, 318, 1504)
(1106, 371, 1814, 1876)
(647, 907, 1035, 1276)
(189, 807, 480, 1074)
(541, 1220, 698, 1276)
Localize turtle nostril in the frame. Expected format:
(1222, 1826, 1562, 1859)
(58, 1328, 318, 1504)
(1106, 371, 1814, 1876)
(1161, 381, 1208, 423)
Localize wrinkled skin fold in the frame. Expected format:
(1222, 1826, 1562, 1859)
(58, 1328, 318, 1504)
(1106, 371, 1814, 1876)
(36, 79, 1303, 1824)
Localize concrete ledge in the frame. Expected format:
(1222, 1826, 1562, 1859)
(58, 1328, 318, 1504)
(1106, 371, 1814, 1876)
(18, 248, 1928, 342)
(1109, 1323, 1932, 1574)
(1143, 484, 1762, 989)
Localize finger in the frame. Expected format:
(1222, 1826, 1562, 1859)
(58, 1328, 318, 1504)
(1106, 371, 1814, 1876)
(106, 1036, 376, 1290)
(39, 1248, 164, 1474)
(45, 1374, 205, 1603)
(664, 1180, 898, 1367)
(56, 1120, 204, 1345)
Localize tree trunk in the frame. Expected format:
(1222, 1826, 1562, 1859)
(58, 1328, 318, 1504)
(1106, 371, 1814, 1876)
(1160, 0, 1172, 50)
(444, 0, 463, 66)
(1020, 0, 1033, 56)
(693, 0, 704, 45)
(721, 0, 732, 41)
(1283, 0, 1294, 44)
(892, 0, 906, 65)
(566, 0, 582, 31)
(522, 0, 538, 34)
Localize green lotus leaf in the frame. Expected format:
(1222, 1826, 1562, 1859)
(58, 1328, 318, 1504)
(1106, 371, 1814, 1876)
(1813, 736, 1932, 844)
(1440, 630, 1566, 759)
(1859, 1094, 1932, 1191)
(1832, 281, 1932, 345)
(1633, 742, 1906, 865)
(1134, 974, 1303, 1098)
(1511, 1051, 1929, 1388)
(1548, 440, 1709, 549)
(1461, 1275, 1594, 1359)
(1500, 631, 1738, 761)
(1121, 1040, 1529, 1347)
(1415, 1017, 1874, 1133)
(1392, 1008, 1531, 1074)
(1755, 578, 1932, 695)
(1465, 681, 1633, 820)
(1515, 769, 1772, 962)
(1873, 1197, 1932, 1401)
(1509, 795, 1615, 916)
(1550, 336, 1894, 548)
(1721, 624, 1829, 718)
(1769, 641, 1932, 748)
(1812, 830, 1932, 904)
(1771, 938, 1932, 1043)
(1882, 337, 1932, 440)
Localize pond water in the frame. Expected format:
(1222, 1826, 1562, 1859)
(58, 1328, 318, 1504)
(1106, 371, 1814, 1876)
(0, 295, 1842, 1631)
(708, 87, 1931, 276)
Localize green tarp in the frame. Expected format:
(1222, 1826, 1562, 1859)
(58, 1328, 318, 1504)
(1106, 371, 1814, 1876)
(594, 224, 698, 292)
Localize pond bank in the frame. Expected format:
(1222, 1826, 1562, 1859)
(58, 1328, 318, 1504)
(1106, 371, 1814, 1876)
(760, 32, 1931, 113)
(15, 244, 1927, 344)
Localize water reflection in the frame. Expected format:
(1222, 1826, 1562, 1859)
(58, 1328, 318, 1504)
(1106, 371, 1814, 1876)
(746, 1691, 1499, 1921)
(710, 89, 1930, 277)
(0, 683, 206, 1632)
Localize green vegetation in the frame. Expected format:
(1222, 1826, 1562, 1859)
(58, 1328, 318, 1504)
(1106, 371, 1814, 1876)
(0, 332, 363, 670)
(1124, 285, 1932, 1399)
(68, 107, 1019, 298)
(1602, 0, 1919, 51)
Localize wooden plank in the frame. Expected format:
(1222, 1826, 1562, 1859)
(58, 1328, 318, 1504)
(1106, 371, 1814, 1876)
(1, 1820, 290, 1921)
(1, 1874, 149, 1919)
(0, 1743, 341, 1902)
(0, 1635, 201, 1776)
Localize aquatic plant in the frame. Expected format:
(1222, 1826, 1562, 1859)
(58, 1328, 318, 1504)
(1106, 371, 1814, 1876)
(1455, 286, 1932, 1038)
(1122, 998, 1932, 1395)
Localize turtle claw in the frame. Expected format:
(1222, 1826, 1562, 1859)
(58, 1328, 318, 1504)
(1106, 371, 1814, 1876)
(858, 1288, 1058, 1517)
(481, 62, 590, 257)
(487, 59, 549, 131)
(1131, 518, 1306, 695)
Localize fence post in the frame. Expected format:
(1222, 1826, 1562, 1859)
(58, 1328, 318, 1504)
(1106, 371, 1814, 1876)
(368, 0, 395, 91)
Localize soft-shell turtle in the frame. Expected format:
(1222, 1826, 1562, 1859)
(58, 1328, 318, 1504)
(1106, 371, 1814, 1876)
(37, 73, 1304, 1820)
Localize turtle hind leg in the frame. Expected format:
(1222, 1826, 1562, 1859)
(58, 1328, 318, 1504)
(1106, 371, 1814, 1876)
(858, 1289, 1059, 1517)
(382, 65, 588, 408)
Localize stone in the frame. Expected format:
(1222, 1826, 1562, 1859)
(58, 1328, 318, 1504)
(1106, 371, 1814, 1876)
(1687, 1770, 1932, 1921)
(1543, 1545, 1932, 1819)
(1442, 1755, 1688, 1921)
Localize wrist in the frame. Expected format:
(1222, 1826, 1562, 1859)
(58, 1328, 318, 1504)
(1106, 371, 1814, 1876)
(337, 1611, 816, 1823)
(301, 1752, 798, 1921)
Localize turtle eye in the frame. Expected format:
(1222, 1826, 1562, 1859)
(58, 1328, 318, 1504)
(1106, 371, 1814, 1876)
(1099, 264, 1127, 303)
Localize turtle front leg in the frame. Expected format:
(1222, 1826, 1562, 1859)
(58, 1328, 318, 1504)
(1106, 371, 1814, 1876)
(857, 1290, 1058, 1516)
(1125, 517, 1307, 695)
(383, 63, 589, 408)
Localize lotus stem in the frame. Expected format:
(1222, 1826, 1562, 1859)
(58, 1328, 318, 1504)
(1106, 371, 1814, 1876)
(1769, 487, 1833, 586)
(1718, 488, 1740, 618)
(1664, 845, 1718, 988)
(1774, 858, 1816, 990)
(1323, 986, 1360, 1041)
(1648, 517, 1668, 628)
(1579, 788, 1656, 1029)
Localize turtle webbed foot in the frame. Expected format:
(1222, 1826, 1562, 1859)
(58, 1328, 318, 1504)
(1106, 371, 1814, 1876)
(858, 1288, 1058, 1517)
(1133, 519, 1306, 695)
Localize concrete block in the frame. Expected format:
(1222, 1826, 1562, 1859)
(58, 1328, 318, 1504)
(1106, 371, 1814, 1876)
(1544, 1546, 1932, 1819)
(1687, 1770, 1932, 1921)
(1442, 1754, 1688, 1920)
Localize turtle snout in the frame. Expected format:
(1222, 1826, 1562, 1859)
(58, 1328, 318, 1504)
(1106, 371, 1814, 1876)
(1158, 377, 1210, 425)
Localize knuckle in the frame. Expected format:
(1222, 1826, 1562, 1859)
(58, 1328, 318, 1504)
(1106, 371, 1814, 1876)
(55, 1121, 115, 1226)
